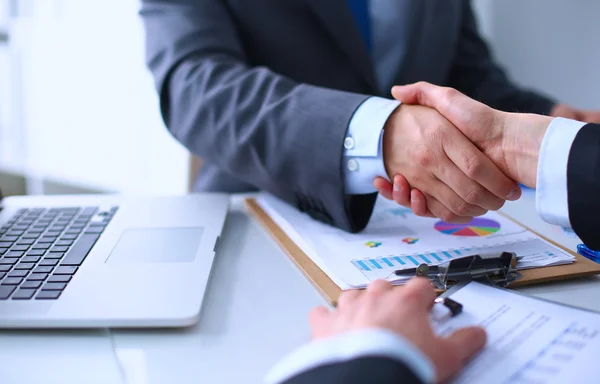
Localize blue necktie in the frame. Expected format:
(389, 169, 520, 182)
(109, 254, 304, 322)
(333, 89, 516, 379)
(347, 0, 372, 53)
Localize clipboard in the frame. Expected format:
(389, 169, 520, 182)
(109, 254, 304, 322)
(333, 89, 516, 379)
(245, 198, 600, 305)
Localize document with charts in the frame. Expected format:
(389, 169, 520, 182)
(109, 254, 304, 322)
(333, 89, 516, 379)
(435, 282, 600, 384)
(257, 195, 575, 289)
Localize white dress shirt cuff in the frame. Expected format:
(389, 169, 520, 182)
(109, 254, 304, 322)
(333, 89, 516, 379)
(343, 97, 400, 195)
(536, 117, 587, 227)
(264, 328, 435, 384)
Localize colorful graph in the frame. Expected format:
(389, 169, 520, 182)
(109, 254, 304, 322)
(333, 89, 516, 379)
(365, 241, 382, 248)
(402, 237, 419, 245)
(434, 218, 501, 237)
(352, 249, 464, 274)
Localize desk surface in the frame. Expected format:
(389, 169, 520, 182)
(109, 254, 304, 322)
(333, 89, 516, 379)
(3, 191, 600, 384)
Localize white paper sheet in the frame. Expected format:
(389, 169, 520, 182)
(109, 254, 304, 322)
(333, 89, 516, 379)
(258, 195, 575, 289)
(439, 282, 600, 384)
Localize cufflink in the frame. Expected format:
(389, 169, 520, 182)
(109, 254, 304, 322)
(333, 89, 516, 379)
(347, 159, 359, 172)
(344, 137, 355, 150)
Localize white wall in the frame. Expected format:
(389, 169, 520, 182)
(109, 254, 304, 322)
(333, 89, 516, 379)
(2, 0, 190, 195)
(473, 0, 600, 109)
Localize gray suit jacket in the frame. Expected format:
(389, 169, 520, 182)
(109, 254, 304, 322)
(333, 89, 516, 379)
(140, 0, 554, 233)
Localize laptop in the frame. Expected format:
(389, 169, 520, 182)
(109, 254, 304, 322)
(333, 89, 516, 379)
(0, 188, 229, 328)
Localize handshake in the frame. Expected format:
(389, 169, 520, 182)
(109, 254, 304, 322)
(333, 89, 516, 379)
(374, 82, 569, 222)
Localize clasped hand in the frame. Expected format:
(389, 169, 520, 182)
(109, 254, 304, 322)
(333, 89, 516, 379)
(377, 82, 555, 221)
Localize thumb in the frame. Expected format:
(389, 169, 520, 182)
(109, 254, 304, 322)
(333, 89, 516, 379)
(438, 327, 487, 381)
(390, 83, 423, 104)
(308, 306, 332, 339)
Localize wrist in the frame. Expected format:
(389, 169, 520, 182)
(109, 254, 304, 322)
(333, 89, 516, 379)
(382, 105, 403, 180)
(501, 113, 553, 188)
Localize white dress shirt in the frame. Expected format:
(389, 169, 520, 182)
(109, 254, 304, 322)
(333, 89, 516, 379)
(536, 117, 587, 227)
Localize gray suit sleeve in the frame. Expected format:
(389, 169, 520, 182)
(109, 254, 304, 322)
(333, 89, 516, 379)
(139, 0, 376, 232)
(448, 1, 556, 115)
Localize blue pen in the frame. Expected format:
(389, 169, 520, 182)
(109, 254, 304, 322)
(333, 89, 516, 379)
(577, 244, 600, 263)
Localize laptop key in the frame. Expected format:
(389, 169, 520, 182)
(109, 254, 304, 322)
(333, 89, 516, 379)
(2, 277, 23, 285)
(61, 234, 78, 240)
(45, 252, 64, 259)
(56, 240, 73, 246)
(0, 235, 18, 242)
(61, 234, 100, 266)
(15, 262, 35, 270)
(46, 231, 62, 237)
(8, 270, 29, 278)
(0, 242, 14, 248)
(26, 250, 45, 256)
(38, 237, 57, 243)
(0, 265, 11, 272)
(32, 243, 51, 250)
(33, 266, 54, 274)
(51, 246, 69, 253)
(21, 280, 42, 289)
(0, 248, 7, 255)
(84, 228, 104, 234)
(0, 285, 16, 299)
(5, 251, 24, 257)
(27, 273, 49, 281)
(42, 282, 66, 291)
(11, 245, 30, 252)
(17, 238, 35, 245)
(54, 266, 77, 275)
(39, 259, 59, 267)
(12, 289, 36, 300)
(22, 256, 41, 263)
(48, 275, 71, 283)
(0, 258, 18, 265)
(35, 290, 61, 300)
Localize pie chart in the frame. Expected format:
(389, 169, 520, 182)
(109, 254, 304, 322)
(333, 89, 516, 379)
(434, 218, 501, 237)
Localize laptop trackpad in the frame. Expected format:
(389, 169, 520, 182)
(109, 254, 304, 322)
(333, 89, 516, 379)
(106, 228, 204, 263)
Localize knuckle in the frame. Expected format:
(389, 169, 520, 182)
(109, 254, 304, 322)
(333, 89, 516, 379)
(440, 210, 458, 223)
(415, 149, 434, 167)
(441, 87, 458, 100)
(464, 155, 484, 178)
(368, 279, 392, 294)
(464, 187, 484, 205)
(452, 201, 471, 217)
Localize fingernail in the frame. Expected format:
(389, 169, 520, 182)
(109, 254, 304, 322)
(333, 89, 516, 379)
(506, 188, 521, 201)
(393, 182, 400, 192)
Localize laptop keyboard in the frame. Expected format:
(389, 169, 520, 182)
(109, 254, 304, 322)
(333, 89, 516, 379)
(0, 206, 118, 300)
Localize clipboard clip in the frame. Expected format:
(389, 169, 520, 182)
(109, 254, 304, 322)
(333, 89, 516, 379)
(395, 251, 522, 290)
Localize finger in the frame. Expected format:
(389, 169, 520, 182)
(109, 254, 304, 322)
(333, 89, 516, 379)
(397, 277, 437, 311)
(374, 177, 394, 200)
(392, 82, 484, 129)
(337, 289, 362, 310)
(582, 110, 600, 124)
(425, 176, 488, 218)
(308, 306, 331, 327)
(424, 193, 473, 224)
(367, 279, 393, 296)
(392, 175, 412, 207)
(435, 155, 506, 211)
(410, 189, 435, 217)
(442, 131, 521, 202)
(438, 327, 487, 381)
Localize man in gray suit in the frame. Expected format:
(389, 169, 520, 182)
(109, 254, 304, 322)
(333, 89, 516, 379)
(140, 0, 594, 232)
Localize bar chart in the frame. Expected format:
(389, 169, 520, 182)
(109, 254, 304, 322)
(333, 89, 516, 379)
(350, 238, 573, 282)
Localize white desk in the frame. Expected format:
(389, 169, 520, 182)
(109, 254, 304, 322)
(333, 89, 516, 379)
(3, 191, 600, 384)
